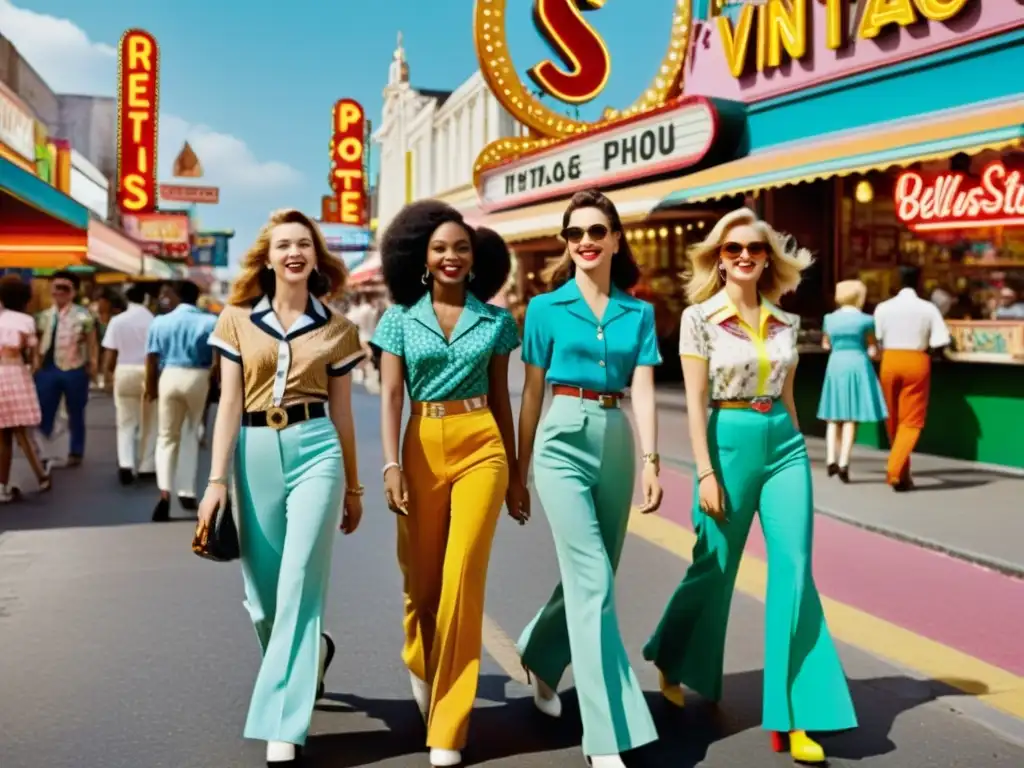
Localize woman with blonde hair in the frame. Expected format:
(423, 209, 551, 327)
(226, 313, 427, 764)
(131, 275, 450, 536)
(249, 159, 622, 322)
(643, 208, 856, 764)
(817, 279, 887, 481)
(198, 208, 366, 765)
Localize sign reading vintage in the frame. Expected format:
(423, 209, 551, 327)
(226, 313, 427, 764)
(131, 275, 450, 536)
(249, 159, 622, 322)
(330, 99, 368, 227)
(116, 29, 159, 214)
(479, 98, 716, 211)
(716, 0, 973, 79)
(894, 162, 1024, 232)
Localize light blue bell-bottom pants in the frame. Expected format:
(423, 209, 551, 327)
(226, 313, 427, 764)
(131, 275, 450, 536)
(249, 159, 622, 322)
(643, 402, 857, 733)
(235, 416, 344, 745)
(518, 396, 658, 757)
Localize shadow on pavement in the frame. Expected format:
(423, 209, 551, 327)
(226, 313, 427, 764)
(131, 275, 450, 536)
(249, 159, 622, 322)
(299, 668, 988, 767)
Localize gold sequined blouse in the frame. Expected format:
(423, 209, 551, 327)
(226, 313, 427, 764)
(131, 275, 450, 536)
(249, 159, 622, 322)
(209, 295, 365, 412)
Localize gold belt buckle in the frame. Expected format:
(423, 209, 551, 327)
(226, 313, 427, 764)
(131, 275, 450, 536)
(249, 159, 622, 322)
(597, 394, 617, 409)
(266, 406, 289, 430)
(424, 403, 446, 419)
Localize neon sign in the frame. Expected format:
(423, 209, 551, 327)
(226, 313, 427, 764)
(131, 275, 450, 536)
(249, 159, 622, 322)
(329, 99, 367, 227)
(717, 0, 972, 79)
(473, 0, 691, 140)
(894, 162, 1024, 232)
(116, 29, 159, 214)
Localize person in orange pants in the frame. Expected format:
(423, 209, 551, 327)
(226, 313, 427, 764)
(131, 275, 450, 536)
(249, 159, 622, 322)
(373, 202, 529, 768)
(873, 266, 950, 491)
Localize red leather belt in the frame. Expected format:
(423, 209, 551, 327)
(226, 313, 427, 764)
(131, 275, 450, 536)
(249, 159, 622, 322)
(551, 385, 622, 409)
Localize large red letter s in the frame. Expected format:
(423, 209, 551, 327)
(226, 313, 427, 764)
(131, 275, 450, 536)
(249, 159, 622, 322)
(527, 0, 611, 105)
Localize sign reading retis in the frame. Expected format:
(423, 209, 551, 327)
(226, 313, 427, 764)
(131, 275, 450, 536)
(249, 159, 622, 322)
(116, 29, 159, 214)
(330, 99, 367, 227)
(894, 162, 1024, 232)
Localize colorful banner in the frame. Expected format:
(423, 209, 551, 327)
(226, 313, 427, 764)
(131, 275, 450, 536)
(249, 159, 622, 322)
(191, 232, 231, 268)
(329, 99, 368, 227)
(317, 222, 372, 251)
(116, 29, 159, 214)
(122, 212, 190, 258)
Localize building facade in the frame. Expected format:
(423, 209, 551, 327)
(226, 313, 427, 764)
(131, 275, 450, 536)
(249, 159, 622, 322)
(372, 33, 523, 238)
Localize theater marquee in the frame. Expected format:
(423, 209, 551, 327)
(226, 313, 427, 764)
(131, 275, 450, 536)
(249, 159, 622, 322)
(478, 98, 720, 211)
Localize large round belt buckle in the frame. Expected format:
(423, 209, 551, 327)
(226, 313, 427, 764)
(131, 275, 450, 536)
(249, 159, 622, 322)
(266, 406, 289, 430)
(750, 397, 772, 414)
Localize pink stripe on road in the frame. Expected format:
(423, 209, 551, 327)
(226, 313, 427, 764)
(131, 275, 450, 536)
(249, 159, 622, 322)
(647, 467, 1024, 677)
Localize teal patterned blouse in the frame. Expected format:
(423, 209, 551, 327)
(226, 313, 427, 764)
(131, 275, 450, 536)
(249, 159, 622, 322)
(371, 292, 521, 401)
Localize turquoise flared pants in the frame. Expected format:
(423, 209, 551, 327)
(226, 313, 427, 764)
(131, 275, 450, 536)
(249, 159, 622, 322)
(643, 403, 857, 733)
(235, 416, 344, 745)
(518, 396, 658, 757)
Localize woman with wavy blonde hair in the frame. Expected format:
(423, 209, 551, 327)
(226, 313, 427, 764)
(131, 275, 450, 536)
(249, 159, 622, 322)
(199, 208, 365, 765)
(643, 208, 856, 765)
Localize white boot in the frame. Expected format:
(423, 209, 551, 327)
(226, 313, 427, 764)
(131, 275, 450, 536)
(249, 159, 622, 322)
(409, 670, 430, 721)
(524, 666, 561, 718)
(587, 754, 626, 768)
(429, 747, 462, 766)
(266, 741, 297, 763)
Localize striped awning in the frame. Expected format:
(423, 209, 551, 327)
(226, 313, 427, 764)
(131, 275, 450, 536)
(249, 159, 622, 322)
(348, 253, 382, 285)
(657, 96, 1024, 206)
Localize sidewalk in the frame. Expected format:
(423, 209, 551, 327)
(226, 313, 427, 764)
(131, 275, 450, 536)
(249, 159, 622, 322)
(642, 385, 1024, 578)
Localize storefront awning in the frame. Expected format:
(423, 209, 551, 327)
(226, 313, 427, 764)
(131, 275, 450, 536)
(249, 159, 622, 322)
(0, 154, 89, 229)
(348, 253, 382, 285)
(141, 255, 176, 279)
(657, 96, 1024, 206)
(87, 218, 143, 275)
(480, 176, 689, 243)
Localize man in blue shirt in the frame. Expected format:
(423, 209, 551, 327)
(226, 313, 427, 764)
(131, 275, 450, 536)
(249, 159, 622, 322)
(145, 280, 217, 522)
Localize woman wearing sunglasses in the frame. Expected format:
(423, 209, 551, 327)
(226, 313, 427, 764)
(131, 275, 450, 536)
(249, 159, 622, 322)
(516, 188, 663, 767)
(642, 208, 856, 764)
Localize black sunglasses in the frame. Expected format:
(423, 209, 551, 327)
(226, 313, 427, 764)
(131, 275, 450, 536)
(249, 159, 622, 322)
(52, 283, 74, 293)
(561, 224, 610, 243)
(721, 241, 768, 257)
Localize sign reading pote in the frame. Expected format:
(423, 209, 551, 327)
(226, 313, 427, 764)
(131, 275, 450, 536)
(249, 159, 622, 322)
(894, 162, 1024, 232)
(479, 98, 717, 211)
(116, 29, 159, 214)
(330, 99, 368, 227)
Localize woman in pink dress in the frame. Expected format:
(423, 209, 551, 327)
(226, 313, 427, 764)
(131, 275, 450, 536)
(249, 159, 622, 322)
(0, 276, 52, 502)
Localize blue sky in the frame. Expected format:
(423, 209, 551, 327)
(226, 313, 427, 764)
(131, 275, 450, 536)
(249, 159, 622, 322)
(1, 0, 680, 267)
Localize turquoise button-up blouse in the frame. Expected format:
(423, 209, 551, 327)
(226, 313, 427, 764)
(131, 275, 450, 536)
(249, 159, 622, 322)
(522, 280, 662, 391)
(371, 292, 521, 401)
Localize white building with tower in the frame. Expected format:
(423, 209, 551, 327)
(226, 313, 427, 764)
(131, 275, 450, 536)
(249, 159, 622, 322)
(371, 32, 524, 237)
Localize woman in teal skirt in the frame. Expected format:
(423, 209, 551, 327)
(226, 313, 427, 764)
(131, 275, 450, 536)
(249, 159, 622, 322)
(817, 279, 887, 482)
(517, 189, 664, 768)
(643, 207, 857, 765)
(199, 209, 365, 765)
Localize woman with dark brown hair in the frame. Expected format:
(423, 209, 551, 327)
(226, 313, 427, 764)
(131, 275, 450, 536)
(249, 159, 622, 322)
(199, 208, 365, 765)
(516, 189, 664, 767)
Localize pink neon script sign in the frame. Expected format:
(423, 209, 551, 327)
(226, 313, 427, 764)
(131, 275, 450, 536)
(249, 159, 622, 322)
(895, 163, 1024, 232)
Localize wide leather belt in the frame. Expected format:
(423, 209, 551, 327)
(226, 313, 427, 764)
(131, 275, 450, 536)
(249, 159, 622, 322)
(711, 397, 776, 414)
(243, 401, 327, 430)
(411, 395, 489, 419)
(551, 385, 622, 409)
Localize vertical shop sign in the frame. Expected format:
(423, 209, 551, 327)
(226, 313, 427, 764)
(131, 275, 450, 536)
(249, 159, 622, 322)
(330, 99, 367, 227)
(117, 29, 159, 214)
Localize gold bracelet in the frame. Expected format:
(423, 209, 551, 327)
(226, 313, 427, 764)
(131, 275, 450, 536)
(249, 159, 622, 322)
(345, 484, 365, 496)
(697, 467, 715, 481)
(208, 476, 229, 487)
(642, 452, 660, 465)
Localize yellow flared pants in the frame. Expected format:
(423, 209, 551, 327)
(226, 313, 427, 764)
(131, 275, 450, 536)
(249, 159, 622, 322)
(399, 407, 509, 750)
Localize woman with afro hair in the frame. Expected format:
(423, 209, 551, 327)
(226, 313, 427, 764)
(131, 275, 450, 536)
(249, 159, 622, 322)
(371, 200, 527, 768)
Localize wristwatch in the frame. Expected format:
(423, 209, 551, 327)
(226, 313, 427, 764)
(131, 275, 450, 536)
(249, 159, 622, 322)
(642, 452, 660, 468)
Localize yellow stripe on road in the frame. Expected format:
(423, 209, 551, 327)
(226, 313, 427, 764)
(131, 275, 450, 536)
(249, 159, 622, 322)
(627, 510, 1024, 722)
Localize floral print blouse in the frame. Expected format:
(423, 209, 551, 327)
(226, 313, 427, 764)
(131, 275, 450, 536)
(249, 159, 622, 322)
(679, 289, 800, 400)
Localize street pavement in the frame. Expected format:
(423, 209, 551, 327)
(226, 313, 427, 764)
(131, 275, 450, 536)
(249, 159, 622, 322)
(648, 385, 1024, 577)
(2, 391, 1023, 768)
